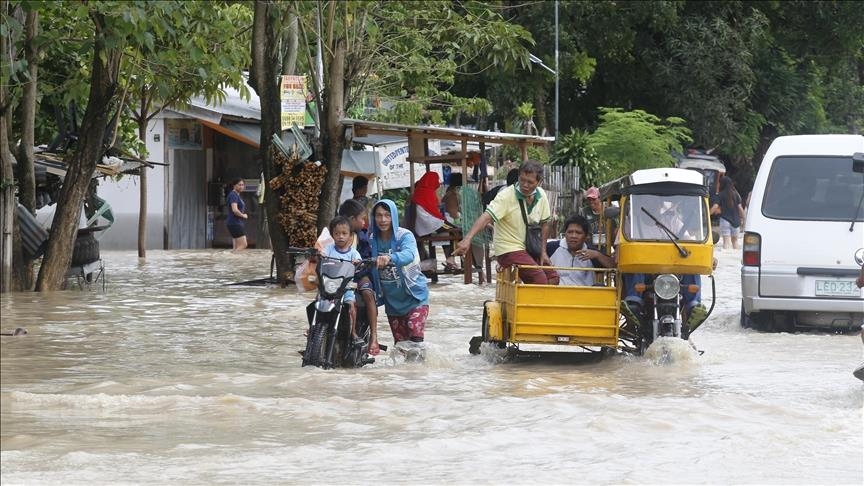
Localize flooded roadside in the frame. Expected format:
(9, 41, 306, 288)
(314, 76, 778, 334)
(1, 249, 861, 484)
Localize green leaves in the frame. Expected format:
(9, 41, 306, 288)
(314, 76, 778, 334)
(588, 108, 692, 183)
(302, 0, 533, 125)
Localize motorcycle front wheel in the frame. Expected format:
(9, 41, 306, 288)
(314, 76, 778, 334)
(303, 323, 329, 367)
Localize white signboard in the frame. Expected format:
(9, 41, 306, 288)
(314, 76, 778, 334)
(376, 141, 442, 190)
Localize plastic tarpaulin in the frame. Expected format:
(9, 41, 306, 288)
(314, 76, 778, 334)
(340, 149, 378, 178)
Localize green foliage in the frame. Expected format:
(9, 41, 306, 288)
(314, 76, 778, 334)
(551, 128, 603, 189)
(381, 188, 411, 216)
(650, 9, 768, 155)
(451, 0, 862, 189)
(515, 102, 535, 121)
(436, 91, 493, 126)
(511, 101, 536, 134)
(6, 1, 252, 153)
(119, 1, 252, 137)
(588, 108, 692, 182)
(298, 1, 534, 127)
(499, 144, 550, 165)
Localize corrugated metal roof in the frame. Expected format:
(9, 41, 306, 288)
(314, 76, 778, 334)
(189, 85, 261, 121)
(342, 118, 555, 144)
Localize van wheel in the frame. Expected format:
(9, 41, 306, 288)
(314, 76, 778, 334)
(740, 302, 752, 328)
(740, 303, 773, 332)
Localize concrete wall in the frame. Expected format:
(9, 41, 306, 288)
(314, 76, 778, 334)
(97, 119, 167, 250)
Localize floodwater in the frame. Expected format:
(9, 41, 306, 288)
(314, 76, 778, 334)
(1, 248, 861, 485)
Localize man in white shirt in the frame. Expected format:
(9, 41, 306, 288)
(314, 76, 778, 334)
(548, 214, 614, 286)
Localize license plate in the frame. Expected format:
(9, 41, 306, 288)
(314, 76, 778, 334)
(815, 280, 859, 297)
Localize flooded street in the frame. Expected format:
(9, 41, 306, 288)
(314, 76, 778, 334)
(1, 248, 862, 484)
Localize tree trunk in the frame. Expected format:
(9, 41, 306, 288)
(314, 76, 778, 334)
(317, 38, 346, 231)
(281, 11, 298, 75)
(10, 8, 39, 290)
(138, 124, 147, 257)
(35, 12, 122, 291)
(14, 9, 37, 214)
(0, 0, 15, 293)
(251, 0, 293, 284)
(0, 113, 14, 294)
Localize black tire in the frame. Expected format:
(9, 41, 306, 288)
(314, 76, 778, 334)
(468, 335, 483, 355)
(739, 302, 751, 328)
(303, 323, 329, 367)
(71, 233, 100, 266)
(331, 305, 358, 367)
(740, 302, 773, 332)
(481, 301, 490, 341)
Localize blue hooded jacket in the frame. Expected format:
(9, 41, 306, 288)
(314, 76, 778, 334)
(369, 199, 430, 315)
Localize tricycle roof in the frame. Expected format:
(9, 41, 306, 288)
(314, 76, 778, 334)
(599, 167, 707, 199)
(677, 157, 726, 173)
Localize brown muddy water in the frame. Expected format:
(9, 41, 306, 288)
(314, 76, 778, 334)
(1, 249, 861, 484)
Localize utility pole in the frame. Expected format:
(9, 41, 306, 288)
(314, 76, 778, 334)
(555, 0, 559, 138)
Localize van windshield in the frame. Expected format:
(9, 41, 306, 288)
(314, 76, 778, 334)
(762, 156, 864, 222)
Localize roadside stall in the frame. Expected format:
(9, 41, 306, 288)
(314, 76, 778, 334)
(341, 119, 553, 283)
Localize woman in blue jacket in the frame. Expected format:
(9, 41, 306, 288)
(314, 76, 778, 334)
(369, 199, 430, 352)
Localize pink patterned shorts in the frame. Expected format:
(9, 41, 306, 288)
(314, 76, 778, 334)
(387, 305, 429, 343)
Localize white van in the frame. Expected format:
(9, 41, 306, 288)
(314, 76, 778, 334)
(740, 134, 864, 331)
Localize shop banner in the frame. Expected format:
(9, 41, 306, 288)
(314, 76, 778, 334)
(280, 75, 307, 130)
(166, 119, 202, 149)
(376, 141, 442, 190)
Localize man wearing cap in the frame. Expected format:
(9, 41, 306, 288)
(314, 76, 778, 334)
(582, 186, 603, 237)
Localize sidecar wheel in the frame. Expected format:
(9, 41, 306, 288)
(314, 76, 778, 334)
(468, 335, 483, 355)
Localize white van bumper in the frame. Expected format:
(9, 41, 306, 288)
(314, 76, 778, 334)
(741, 266, 864, 314)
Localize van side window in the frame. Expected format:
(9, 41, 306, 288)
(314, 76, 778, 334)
(762, 156, 864, 222)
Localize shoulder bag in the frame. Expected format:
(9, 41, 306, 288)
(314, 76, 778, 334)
(519, 199, 543, 262)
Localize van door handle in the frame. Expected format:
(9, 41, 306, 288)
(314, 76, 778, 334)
(796, 267, 860, 277)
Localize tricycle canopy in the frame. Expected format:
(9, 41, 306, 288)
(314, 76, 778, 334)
(599, 167, 707, 200)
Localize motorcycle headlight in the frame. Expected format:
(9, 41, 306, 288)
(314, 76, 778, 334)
(322, 277, 340, 294)
(654, 274, 680, 300)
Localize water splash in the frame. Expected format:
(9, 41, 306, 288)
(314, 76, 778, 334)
(643, 337, 700, 365)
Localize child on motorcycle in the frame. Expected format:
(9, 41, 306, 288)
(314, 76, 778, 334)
(315, 200, 381, 354)
(321, 216, 364, 345)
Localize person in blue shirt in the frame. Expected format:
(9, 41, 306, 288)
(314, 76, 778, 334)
(337, 199, 380, 355)
(321, 216, 363, 344)
(224, 178, 248, 251)
(370, 199, 430, 350)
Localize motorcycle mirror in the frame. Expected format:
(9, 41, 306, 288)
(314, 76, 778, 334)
(603, 206, 620, 219)
(712, 230, 720, 244)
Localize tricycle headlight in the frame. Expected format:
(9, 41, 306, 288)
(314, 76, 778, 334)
(323, 277, 340, 294)
(654, 274, 680, 300)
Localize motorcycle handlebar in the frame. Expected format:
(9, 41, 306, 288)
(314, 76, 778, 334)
(285, 248, 394, 268)
(286, 247, 317, 256)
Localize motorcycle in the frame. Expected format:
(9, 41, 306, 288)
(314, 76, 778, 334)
(471, 168, 717, 361)
(288, 247, 386, 369)
(607, 169, 718, 355)
(621, 273, 715, 355)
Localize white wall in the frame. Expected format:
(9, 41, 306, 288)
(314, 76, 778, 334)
(97, 119, 166, 250)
